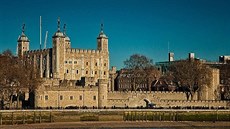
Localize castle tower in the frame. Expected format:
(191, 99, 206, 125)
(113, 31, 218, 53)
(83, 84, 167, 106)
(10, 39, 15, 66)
(52, 18, 66, 79)
(98, 79, 108, 108)
(198, 68, 220, 100)
(97, 24, 109, 80)
(97, 24, 108, 52)
(17, 24, 29, 58)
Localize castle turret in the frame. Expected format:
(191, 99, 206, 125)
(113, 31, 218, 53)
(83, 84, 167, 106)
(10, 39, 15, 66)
(52, 18, 66, 79)
(98, 79, 108, 108)
(17, 24, 29, 58)
(198, 68, 220, 100)
(97, 24, 109, 80)
(97, 24, 108, 52)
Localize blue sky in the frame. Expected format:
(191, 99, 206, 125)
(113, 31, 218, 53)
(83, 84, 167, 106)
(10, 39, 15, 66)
(0, 0, 230, 69)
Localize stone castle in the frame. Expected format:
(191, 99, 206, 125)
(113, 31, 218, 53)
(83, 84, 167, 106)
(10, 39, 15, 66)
(17, 18, 229, 109)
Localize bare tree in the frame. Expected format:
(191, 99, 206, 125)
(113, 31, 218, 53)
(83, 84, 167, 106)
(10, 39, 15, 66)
(169, 59, 212, 100)
(124, 54, 153, 69)
(0, 50, 42, 109)
(124, 54, 161, 91)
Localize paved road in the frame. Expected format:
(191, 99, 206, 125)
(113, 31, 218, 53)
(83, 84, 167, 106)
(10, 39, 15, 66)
(1, 121, 230, 129)
(1, 108, 230, 113)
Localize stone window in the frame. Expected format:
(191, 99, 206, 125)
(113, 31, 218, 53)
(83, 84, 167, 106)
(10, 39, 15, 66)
(95, 63, 97, 66)
(104, 71, 106, 75)
(66, 69, 69, 73)
(76, 70, 78, 74)
(45, 95, 48, 100)
(93, 96, 96, 100)
(65, 61, 68, 64)
(80, 95, 82, 100)
(104, 63, 106, 66)
(86, 62, 89, 66)
(86, 71, 88, 74)
(70, 96, 73, 100)
(60, 95, 63, 100)
(95, 71, 97, 74)
(69, 61, 72, 64)
(74, 61, 77, 64)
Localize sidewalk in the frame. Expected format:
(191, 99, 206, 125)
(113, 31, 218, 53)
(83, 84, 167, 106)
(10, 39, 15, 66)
(1, 121, 230, 129)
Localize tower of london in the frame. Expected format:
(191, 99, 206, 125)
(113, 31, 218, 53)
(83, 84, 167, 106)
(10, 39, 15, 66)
(16, 18, 228, 109)
(17, 18, 110, 108)
(18, 18, 109, 82)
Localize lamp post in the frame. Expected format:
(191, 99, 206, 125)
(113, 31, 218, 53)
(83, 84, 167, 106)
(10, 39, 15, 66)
(57, 90, 60, 108)
(83, 90, 85, 108)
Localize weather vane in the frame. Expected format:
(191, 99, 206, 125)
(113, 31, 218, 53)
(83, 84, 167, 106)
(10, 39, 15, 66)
(63, 24, 66, 34)
(22, 23, 25, 33)
(101, 23, 104, 33)
(58, 17, 60, 31)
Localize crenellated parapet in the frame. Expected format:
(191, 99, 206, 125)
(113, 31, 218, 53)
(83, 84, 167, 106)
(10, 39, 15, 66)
(66, 48, 102, 55)
(108, 90, 186, 95)
(24, 48, 52, 55)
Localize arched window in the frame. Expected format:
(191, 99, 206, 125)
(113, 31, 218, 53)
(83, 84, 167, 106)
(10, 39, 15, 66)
(86, 62, 89, 66)
(76, 70, 78, 74)
(104, 63, 106, 66)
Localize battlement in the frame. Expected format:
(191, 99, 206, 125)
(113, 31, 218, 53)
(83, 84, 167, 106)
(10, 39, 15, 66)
(157, 99, 228, 108)
(160, 99, 227, 103)
(108, 90, 185, 95)
(50, 85, 98, 91)
(25, 48, 51, 55)
(66, 48, 101, 54)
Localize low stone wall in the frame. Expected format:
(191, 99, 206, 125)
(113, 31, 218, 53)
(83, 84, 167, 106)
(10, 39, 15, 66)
(107, 91, 187, 107)
(107, 91, 229, 108)
(157, 100, 229, 108)
(35, 89, 99, 108)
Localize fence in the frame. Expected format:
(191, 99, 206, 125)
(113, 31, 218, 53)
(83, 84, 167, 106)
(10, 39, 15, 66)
(0, 111, 52, 125)
(0, 109, 230, 125)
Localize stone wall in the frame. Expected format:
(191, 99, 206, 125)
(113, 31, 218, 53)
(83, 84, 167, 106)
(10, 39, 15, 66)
(158, 100, 228, 107)
(34, 79, 229, 109)
(35, 85, 99, 108)
(107, 91, 186, 107)
(64, 48, 109, 81)
(107, 91, 228, 108)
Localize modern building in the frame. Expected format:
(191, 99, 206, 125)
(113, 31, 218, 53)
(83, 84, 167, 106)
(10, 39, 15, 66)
(219, 55, 230, 63)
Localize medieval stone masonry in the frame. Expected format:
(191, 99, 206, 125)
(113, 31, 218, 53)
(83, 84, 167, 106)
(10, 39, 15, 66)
(17, 18, 229, 109)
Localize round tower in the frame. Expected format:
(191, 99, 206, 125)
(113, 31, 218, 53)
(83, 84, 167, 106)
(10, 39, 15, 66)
(52, 17, 65, 79)
(97, 24, 108, 52)
(98, 79, 108, 108)
(17, 24, 29, 58)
